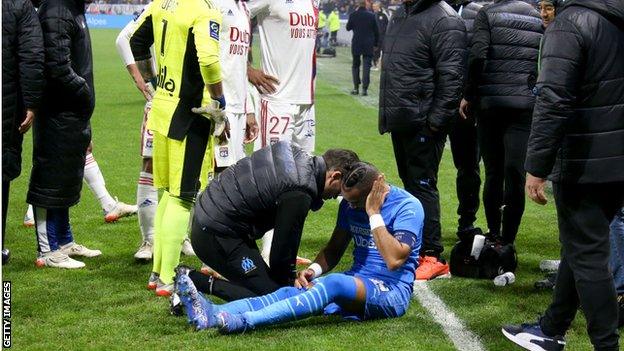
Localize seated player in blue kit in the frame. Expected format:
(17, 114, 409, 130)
(173, 162, 424, 333)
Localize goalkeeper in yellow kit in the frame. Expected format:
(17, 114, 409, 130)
(129, 0, 227, 296)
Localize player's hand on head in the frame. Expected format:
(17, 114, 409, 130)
(244, 113, 259, 143)
(366, 174, 389, 216)
(247, 66, 279, 94)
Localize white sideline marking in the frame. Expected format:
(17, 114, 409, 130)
(412, 282, 486, 351)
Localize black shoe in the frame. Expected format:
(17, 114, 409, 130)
(502, 321, 565, 351)
(361, 90, 368, 96)
(534, 273, 557, 291)
(456, 227, 483, 243)
(350, 89, 359, 95)
(618, 294, 624, 328)
(2, 248, 9, 265)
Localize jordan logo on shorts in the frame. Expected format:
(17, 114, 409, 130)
(241, 257, 256, 274)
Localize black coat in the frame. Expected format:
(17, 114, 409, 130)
(27, 0, 95, 208)
(525, 0, 624, 184)
(2, 0, 44, 181)
(379, 0, 467, 134)
(464, 0, 543, 110)
(449, 1, 482, 49)
(375, 10, 389, 41)
(346, 7, 379, 56)
(195, 142, 326, 239)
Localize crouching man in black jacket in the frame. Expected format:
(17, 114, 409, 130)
(379, 0, 466, 280)
(27, 0, 102, 269)
(502, 1, 624, 350)
(184, 142, 359, 301)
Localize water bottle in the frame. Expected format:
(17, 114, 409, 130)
(493, 272, 515, 287)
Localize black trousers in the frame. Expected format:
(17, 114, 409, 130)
(352, 54, 372, 90)
(189, 217, 281, 302)
(477, 109, 531, 243)
(540, 182, 624, 351)
(391, 128, 446, 255)
(2, 180, 9, 249)
(448, 114, 481, 230)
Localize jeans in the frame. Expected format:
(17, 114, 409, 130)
(610, 207, 624, 295)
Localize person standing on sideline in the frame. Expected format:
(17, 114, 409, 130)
(459, 0, 542, 246)
(328, 7, 341, 47)
(502, 1, 624, 350)
(379, 0, 466, 280)
(28, 0, 103, 269)
(446, 0, 483, 238)
(2, 0, 44, 264)
(371, 1, 388, 70)
(347, 0, 378, 96)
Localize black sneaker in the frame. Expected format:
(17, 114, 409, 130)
(502, 321, 565, 351)
(2, 248, 9, 264)
(350, 89, 359, 95)
(618, 294, 624, 328)
(361, 90, 368, 96)
(534, 273, 557, 291)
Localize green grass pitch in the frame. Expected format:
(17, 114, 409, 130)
(2, 29, 595, 350)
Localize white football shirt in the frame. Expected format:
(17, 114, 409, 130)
(247, 0, 319, 105)
(215, 0, 251, 114)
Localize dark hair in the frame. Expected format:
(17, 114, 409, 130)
(342, 162, 379, 190)
(322, 149, 360, 175)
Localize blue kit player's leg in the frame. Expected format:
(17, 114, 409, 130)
(174, 268, 305, 329)
(218, 273, 361, 333)
(357, 276, 412, 320)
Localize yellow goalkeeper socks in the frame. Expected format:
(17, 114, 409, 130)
(158, 195, 193, 284)
(152, 191, 170, 276)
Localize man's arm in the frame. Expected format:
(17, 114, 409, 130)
(269, 191, 314, 286)
(525, 19, 583, 179)
(16, 0, 44, 133)
(296, 225, 351, 288)
(39, 7, 88, 100)
(128, 4, 154, 64)
(463, 8, 489, 102)
(427, 15, 467, 131)
(116, 9, 155, 100)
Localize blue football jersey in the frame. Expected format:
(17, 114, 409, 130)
(337, 186, 423, 287)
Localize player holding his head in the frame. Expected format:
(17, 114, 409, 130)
(173, 161, 424, 333)
(128, 0, 227, 296)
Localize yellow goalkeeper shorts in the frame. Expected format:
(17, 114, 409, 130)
(152, 117, 214, 199)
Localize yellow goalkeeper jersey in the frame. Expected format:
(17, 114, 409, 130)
(130, 0, 222, 140)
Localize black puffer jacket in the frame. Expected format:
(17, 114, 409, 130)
(450, 1, 482, 48)
(379, 0, 467, 134)
(195, 142, 326, 238)
(525, 0, 624, 184)
(27, 0, 94, 208)
(464, 0, 542, 110)
(2, 0, 44, 181)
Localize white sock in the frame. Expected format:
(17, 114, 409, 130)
(261, 230, 274, 266)
(25, 204, 34, 221)
(137, 172, 157, 243)
(84, 153, 116, 213)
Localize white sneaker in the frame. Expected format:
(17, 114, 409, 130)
(155, 279, 174, 297)
(35, 251, 85, 269)
(134, 241, 153, 261)
(104, 197, 138, 223)
(539, 259, 560, 272)
(23, 206, 34, 227)
(60, 242, 102, 258)
(147, 272, 160, 290)
(181, 238, 196, 256)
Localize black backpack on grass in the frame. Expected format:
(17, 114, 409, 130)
(449, 228, 518, 279)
